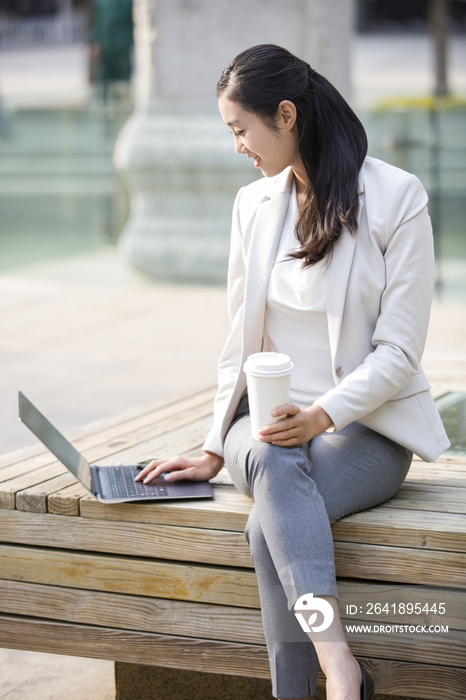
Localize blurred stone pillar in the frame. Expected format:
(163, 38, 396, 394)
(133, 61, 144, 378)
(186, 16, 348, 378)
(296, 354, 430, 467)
(59, 0, 73, 43)
(115, 0, 355, 283)
(429, 0, 450, 96)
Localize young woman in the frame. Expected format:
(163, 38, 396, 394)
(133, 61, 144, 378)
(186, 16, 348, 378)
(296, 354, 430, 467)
(136, 45, 450, 700)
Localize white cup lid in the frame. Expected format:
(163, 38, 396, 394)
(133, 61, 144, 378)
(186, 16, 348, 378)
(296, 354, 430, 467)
(243, 352, 294, 376)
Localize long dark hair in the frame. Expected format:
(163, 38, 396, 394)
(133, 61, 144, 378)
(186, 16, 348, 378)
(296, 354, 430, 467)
(217, 44, 367, 266)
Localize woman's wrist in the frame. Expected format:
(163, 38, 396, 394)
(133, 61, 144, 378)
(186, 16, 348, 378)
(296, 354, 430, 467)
(303, 405, 334, 440)
(202, 450, 224, 476)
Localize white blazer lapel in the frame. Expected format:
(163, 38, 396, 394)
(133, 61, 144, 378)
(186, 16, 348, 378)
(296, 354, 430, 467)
(325, 230, 358, 359)
(326, 163, 366, 359)
(242, 168, 294, 355)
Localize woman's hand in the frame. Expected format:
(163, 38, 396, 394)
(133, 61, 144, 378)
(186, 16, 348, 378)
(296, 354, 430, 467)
(135, 451, 224, 484)
(258, 404, 333, 447)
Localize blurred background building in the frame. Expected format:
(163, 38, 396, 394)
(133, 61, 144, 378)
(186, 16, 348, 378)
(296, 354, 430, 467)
(0, 0, 465, 295)
(0, 0, 133, 274)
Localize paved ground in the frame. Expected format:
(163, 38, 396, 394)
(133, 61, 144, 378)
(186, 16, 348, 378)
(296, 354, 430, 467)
(0, 248, 231, 455)
(0, 649, 114, 700)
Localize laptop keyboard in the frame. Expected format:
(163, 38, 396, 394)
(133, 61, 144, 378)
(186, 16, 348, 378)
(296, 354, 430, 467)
(107, 466, 169, 499)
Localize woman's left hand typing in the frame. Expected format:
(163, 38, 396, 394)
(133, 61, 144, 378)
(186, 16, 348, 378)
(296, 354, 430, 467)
(258, 404, 333, 446)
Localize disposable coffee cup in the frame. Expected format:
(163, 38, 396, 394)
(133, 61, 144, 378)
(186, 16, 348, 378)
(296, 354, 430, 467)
(243, 352, 294, 441)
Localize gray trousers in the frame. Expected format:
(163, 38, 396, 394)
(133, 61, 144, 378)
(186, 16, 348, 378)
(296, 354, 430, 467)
(223, 396, 412, 699)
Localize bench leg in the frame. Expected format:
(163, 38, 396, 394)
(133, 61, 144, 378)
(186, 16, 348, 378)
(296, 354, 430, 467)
(114, 664, 423, 700)
(114, 663, 277, 700)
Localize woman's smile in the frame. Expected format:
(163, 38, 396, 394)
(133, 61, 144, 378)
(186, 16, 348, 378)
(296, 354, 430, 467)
(218, 93, 303, 179)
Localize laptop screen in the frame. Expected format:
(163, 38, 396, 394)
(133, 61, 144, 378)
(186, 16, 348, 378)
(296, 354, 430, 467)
(18, 392, 93, 492)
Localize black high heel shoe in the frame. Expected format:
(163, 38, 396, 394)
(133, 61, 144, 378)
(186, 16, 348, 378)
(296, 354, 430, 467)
(358, 660, 375, 700)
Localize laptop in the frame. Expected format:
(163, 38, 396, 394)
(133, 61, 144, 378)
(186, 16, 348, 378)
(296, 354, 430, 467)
(18, 391, 214, 503)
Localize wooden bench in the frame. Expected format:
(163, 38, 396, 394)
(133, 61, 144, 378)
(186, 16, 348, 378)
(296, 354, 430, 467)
(0, 375, 465, 700)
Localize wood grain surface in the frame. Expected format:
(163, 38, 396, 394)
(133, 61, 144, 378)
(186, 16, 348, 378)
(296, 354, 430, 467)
(1, 379, 465, 694)
(0, 579, 463, 638)
(0, 543, 261, 607)
(0, 615, 465, 699)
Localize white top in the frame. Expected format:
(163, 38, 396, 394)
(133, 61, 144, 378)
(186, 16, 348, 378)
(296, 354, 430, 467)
(265, 179, 334, 409)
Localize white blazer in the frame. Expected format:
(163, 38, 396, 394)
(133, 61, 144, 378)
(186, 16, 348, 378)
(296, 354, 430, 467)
(203, 156, 450, 462)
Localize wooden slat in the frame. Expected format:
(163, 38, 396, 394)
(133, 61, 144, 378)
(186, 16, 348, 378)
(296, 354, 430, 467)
(358, 658, 466, 700)
(0, 462, 67, 510)
(16, 472, 76, 514)
(0, 544, 261, 607)
(411, 453, 466, 467)
(397, 482, 466, 497)
(403, 468, 466, 488)
(89, 414, 213, 468)
(343, 623, 466, 668)
(408, 460, 466, 473)
(379, 497, 466, 514)
(336, 580, 466, 630)
(1, 615, 465, 699)
(409, 460, 466, 472)
(0, 453, 62, 486)
(207, 465, 235, 484)
(0, 580, 265, 644)
(0, 442, 47, 472)
(84, 395, 214, 465)
(331, 508, 466, 552)
(0, 614, 270, 678)
(0, 509, 254, 568)
(78, 477, 465, 529)
(48, 481, 92, 516)
(1, 535, 465, 599)
(333, 542, 466, 588)
(2, 507, 465, 574)
(0, 593, 460, 670)
(383, 482, 466, 513)
(0, 579, 463, 642)
(5, 503, 466, 567)
(78, 483, 252, 531)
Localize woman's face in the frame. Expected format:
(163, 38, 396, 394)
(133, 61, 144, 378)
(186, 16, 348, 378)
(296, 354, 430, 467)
(218, 94, 301, 178)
